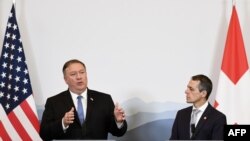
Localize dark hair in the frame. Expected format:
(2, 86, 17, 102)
(62, 59, 86, 75)
(191, 74, 213, 99)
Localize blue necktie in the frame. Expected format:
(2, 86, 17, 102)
(77, 96, 84, 124)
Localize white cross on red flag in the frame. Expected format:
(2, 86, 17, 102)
(214, 6, 250, 124)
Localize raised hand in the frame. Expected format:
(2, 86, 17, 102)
(63, 107, 75, 126)
(114, 103, 126, 123)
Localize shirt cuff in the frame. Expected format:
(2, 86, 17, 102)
(62, 118, 69, 132)
(116, 121, 124, 129)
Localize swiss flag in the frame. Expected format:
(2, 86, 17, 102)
(214, 6, 250, 124)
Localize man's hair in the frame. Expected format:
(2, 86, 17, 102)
(191, 74, 213, 99)
(62, 59, 86, 75)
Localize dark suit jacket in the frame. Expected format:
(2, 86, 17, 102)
(169, 103, 226, 140)
(39, 89, 127, 140)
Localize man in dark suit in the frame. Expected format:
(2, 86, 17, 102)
(39, 59, 127, 140)
(169, 74, 226, 140)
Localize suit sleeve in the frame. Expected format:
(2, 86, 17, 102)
(107, 95, 127, 137)
(39, 98, 65, 140)
(169, 111, 179, 140)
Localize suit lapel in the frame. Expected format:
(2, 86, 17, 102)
(193, 104, 212, 137)
(85, 89, 95, 122)
(64, 90, 76, 110)
(186, 107, 193, 139)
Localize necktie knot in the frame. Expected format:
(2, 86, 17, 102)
(77, 95, 82, 100)
(77, 96, 84, 124)
(191, 109, 200, 124)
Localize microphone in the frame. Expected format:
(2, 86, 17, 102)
(191, 123, 196, 134)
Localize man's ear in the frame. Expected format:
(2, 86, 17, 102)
(201, 90, 207, 98)
(64, 76, 69, 85)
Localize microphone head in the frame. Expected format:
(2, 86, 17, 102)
(191, 124, 195, 134)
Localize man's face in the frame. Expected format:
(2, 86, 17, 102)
(64, 63, 88, 94)
(185, 80, 204, 104)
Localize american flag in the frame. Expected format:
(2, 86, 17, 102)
(0, 4, 41, 140)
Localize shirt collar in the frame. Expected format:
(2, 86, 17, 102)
(69, 89, 87, 100)
(192, 101, 208, 112)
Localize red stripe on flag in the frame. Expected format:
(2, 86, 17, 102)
(213, 100, 219, 108)
(20, 100, 40, 132)
(8, 111, 32, 141)
(221, 6, 249, 84)
(0, 121, 11, 141)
